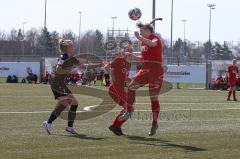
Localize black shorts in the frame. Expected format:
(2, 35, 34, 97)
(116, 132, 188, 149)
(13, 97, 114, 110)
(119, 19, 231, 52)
(51, 85, 72, 100)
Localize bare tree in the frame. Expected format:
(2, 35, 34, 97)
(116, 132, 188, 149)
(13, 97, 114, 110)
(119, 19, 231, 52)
(0, 30, 7, 40)
(7, 29, 18, 41)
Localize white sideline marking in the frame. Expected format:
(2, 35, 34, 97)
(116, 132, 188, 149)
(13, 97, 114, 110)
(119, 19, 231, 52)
(0, 95, 229, 98)
(133, 102, 239, 105)
(1, 107, 240, 114)
(0, 96, 51, 98)
(0, 111, 51, 114)
(83, 105, 102, 111)
(159, 118, 240, 123)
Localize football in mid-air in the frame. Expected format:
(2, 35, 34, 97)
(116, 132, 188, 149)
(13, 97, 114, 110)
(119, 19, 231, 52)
(128, 8, 142, 21)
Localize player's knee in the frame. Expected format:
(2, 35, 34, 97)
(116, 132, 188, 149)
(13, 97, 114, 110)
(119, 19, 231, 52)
(54, 103, 67, 116)
(119, 98, 126, 107)
(58, 97, 68, 106)
(71, 99, 78, 105)
(67, 96, 78, 105)
(128, 81, 140, 91)
(70, 105, 78, 112)
(127, 88, 135, 97)
(150, 94, 159, 101)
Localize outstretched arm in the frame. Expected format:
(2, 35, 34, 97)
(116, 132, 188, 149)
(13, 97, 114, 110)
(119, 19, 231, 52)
(82, 63, 101, 69)
(76, 61, 101, 70)
(135, 32, 157, 47)
(55, 65, 72, 75)
(126, 52, 142, 62)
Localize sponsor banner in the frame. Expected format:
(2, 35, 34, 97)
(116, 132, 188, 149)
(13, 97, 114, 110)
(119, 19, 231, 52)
(44, 58, 58, 73)
(165, 65, 206, 84)
(129, 65, 206, 84)
(0, 62, 40, 77)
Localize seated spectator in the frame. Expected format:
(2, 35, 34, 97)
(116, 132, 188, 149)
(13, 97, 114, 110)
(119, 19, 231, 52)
(45, 71, 50, 84)
(215, 75, 225, 89)
(41, 72, 46, 83)
(6, 75, 18, 83)
(214, 75, 228, 90)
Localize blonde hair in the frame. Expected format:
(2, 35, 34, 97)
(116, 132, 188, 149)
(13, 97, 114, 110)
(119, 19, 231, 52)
(59, 39, 73, 53)
(123, 44, 133, 53)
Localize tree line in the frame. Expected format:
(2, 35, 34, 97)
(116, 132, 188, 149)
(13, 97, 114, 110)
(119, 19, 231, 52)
(0, 28, 240, 62)
(0, 28, 105, 57)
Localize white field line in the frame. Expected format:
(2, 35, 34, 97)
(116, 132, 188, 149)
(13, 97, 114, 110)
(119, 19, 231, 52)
(1, 110, 240, 123)
(1, 106, 240, 114)
(129, 102, 239, 105)
(0, 111, 52, 114)
(156, 118, 240, 123)
(0, 95, 227, 98)
(0, 96, 52, 98)
(0, 95, 232, 104)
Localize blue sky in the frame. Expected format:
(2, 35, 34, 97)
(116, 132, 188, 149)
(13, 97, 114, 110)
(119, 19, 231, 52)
(0, 0, 239, 43)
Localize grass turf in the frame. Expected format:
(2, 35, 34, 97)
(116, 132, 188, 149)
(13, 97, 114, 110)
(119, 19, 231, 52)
(0, 83, 240, 159)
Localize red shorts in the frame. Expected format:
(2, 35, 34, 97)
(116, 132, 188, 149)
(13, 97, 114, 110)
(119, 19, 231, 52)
(133, 63, 164, 97)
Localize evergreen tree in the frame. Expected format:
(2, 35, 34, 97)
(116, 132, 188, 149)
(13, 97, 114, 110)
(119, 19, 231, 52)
(36, 28, 53, 56)
(17, 29, 24, 41)
(94, 30, 105, 55)
(51, 31, 60, 56)
(211, 42, 233, 60)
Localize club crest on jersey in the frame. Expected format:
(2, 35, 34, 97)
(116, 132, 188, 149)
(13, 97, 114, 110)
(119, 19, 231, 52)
(121, 68, 128, 73)
(141, 45, 148, 52)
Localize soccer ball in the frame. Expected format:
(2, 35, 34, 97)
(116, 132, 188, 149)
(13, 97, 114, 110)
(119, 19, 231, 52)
(128, 8, 142, 21)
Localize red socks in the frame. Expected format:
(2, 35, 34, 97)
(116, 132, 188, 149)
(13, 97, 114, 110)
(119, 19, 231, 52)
(233, 90, 236, 99)
(228, 91, 232, 99)
(151, 101, 160, 125)
(112, 111, 127, 128)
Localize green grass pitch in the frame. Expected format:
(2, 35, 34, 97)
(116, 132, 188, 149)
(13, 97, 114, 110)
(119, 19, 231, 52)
(0, 83, 240, 159)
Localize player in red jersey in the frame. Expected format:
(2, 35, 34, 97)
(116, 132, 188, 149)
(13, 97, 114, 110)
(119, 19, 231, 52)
(121, 23, 164, 136)
(105, 45, 132, 136)
(227, 59, 239, 101)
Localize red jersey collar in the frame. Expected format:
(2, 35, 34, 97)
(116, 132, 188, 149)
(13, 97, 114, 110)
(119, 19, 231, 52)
(148, 34, 155, 39)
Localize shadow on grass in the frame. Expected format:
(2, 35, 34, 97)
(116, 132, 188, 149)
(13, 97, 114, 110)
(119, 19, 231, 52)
(125, 135, 207, 152)
(126, 135, 169, 143)
(58, 134, 106, 141)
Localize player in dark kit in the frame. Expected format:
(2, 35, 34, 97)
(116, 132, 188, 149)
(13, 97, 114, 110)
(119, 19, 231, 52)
(227, 59, 239, 101)
(42, 39, 97, 135)
(105, 45, 132, 136)
(121, 23, 164, 136)
(42, 39, 80, 135)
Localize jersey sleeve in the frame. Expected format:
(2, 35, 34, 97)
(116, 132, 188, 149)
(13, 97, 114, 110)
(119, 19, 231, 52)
(61, 56, 78, 69)
(152, 36, 161, 47)
(57, 55, 66, 66)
